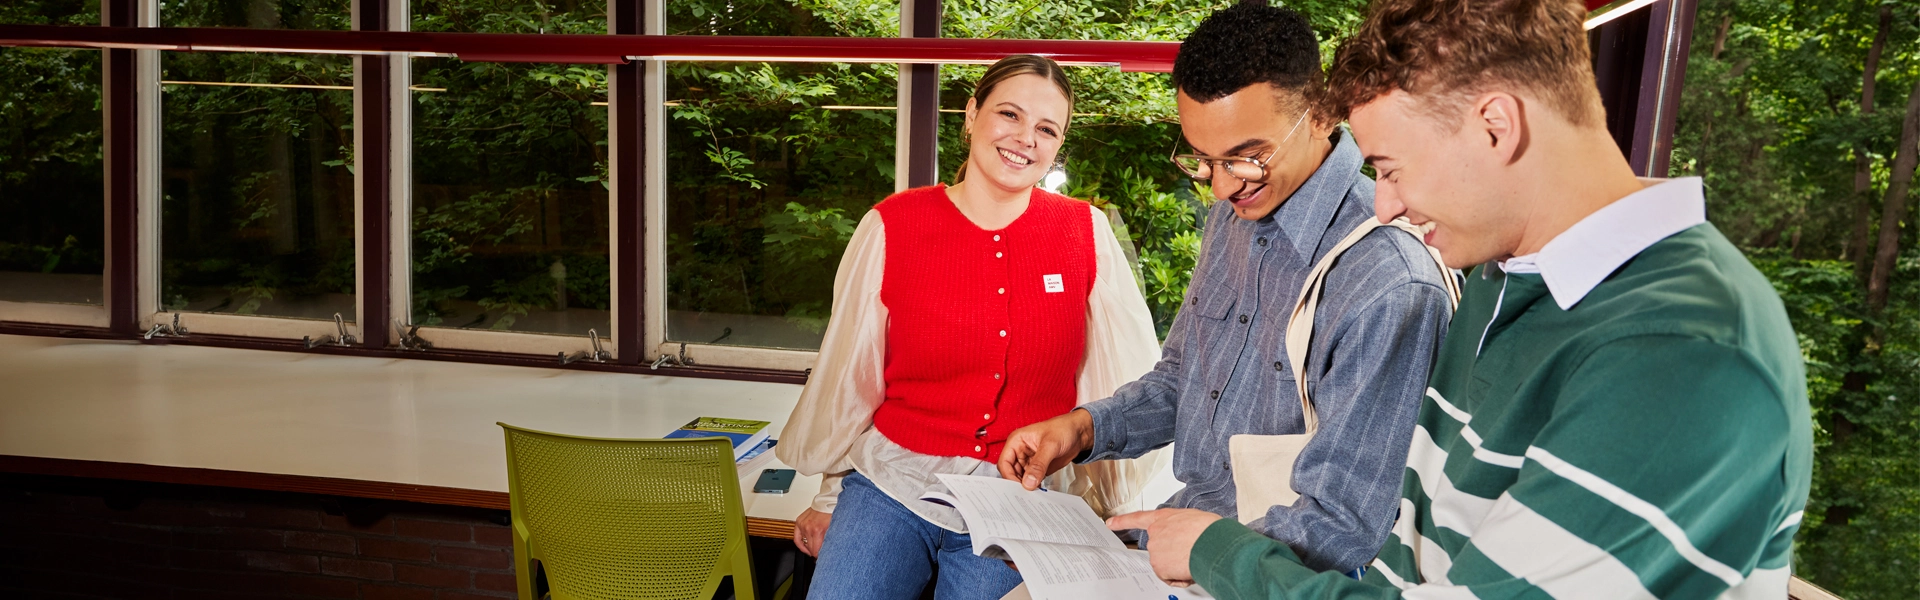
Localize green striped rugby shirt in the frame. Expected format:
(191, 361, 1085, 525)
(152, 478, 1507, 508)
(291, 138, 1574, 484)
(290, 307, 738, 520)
(1189, 180, 1812, 599)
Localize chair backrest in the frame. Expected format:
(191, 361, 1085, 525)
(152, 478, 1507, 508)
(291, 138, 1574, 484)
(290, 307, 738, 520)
(500, 422, 753, 600)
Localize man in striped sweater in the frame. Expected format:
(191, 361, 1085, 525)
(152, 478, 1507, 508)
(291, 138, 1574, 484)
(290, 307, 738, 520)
(1106, 0, 1814, 598)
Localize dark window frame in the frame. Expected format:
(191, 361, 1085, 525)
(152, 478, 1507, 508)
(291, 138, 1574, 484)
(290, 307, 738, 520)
(0, 0, 1691, 382)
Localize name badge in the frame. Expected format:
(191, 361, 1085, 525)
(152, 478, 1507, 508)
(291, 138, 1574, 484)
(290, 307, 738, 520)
(1043, 274, 1064, 293)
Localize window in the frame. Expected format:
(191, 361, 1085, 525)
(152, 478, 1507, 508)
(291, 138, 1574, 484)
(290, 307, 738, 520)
(1, 2, 1202, 372)
(0, 46, 106, 320)
(158, 51, 357, 323)
(660, 61, 897, 352)
(639, 0, 903, 367)
(409, 56, 611, 338)
(402, 1, 614, 353)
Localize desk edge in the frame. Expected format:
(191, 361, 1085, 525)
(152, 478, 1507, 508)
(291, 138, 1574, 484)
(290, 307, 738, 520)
(0, 455, 797, 539)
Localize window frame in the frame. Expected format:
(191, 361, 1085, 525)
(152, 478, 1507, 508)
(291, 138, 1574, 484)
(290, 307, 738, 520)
(0, 0, 1683, 380)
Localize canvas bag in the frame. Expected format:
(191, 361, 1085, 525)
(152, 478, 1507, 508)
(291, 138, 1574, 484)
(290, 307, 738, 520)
(1230, 217, 1460, 524)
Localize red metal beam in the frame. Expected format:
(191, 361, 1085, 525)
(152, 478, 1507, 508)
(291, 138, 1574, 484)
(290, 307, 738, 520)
(0, 25, 1179, 72)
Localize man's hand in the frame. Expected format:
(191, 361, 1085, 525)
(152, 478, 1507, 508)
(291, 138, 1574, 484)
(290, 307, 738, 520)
(1106, 508, 1226, 586)
(997, 409, 1096, 490)
(792, 508, 831, 557)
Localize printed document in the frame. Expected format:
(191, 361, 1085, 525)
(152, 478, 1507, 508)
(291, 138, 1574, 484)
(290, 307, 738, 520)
(923, 475, 1210, 600)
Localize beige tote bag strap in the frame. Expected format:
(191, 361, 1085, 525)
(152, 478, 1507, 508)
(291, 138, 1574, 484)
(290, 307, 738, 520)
(1285, 217, 1459, 435)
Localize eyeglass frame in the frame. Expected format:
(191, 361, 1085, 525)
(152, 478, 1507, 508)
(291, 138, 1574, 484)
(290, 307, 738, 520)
(1168, 109, 1312, 184)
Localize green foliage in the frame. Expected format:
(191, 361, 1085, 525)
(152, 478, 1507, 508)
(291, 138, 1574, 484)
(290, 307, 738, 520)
(4, 0, 1915, 592)
(0, 1, 105, 283)
(405, 0, 612, 332)
(1675, 0, 1920, 596)
(1750, 250, 1920, 599)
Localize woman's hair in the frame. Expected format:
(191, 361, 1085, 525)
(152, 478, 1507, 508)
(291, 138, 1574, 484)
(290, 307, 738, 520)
(954, 54, 1075, 183)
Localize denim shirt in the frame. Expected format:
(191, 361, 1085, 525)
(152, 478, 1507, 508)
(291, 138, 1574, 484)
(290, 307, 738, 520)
(1082, 129, 1453, 572)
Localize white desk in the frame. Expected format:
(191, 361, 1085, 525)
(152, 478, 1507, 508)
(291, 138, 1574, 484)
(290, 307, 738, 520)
(0, 333, 817, 537)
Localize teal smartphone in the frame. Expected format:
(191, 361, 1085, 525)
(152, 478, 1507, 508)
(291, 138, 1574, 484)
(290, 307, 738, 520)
(753, 468, 796, 494)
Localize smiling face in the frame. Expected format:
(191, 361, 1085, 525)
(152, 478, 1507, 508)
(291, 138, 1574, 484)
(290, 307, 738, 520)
(1175, 83, 1333, 221)
(963, 73, 1071, 194)
(1349, 91, 1523, 269)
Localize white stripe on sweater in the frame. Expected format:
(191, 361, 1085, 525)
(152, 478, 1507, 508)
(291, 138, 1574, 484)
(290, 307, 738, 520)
(1370, 556, 1413, 590)
(1774, 511, 1803, 536)
(1474, 494, 1659, 600)
(1525, 446, 1746, 587)
(1426, 388, 1526, 468)
(1720, 566, 1789, 600)
(1409, 425, 1499, 536)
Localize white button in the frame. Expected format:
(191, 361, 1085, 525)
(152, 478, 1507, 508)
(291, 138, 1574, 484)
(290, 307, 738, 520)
(999, 330, 1007, 337)
(974, 445, 983, 452)
(993, 235, 1001, 242)
(983, 413, 992, 419)
(993, 373, 1001, 379)
(998, 288, 1005, 294)
(995, 252, 1004, 258)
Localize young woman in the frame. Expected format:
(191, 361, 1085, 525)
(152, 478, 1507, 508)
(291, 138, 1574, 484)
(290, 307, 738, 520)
(774, 55, 1164, 599)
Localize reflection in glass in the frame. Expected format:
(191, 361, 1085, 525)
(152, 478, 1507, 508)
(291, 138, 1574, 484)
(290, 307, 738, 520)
(664, 62, 896, 350)
(0, 45, 104, 306)
(410, 57, 610, 336)
(159, 52, 357, 320)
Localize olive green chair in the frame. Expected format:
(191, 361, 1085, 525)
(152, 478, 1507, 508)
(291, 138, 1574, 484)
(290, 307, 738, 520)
(500, 422, 761, 600)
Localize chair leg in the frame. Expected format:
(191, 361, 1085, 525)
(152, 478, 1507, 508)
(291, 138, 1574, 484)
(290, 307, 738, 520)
(513, 525, 538, 600)
(731, 540, 758, 600)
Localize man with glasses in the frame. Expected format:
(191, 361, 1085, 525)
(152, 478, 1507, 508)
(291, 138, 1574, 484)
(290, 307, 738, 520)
(998, 1, 1454, 576)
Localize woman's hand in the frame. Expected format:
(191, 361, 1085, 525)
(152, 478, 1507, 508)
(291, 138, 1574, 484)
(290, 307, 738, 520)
(793, 508, 832, 557)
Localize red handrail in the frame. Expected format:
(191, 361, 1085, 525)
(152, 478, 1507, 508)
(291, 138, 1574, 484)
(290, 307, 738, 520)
(0, 25, 1180, 71)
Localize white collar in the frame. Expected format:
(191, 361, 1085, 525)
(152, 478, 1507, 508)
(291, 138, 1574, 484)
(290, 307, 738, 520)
(1498, 177, 1706, 310)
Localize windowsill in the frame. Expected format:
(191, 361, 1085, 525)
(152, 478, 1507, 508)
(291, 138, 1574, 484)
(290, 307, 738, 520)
(0, 333, 817, 536)
(0, 320, 810, 384)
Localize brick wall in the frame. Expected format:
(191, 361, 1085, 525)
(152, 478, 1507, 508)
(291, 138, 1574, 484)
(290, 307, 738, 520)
(0, 474, 522, 600)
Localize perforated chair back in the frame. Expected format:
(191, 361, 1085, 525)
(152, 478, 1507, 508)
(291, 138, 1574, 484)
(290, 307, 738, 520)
(500, 422, 756, 600)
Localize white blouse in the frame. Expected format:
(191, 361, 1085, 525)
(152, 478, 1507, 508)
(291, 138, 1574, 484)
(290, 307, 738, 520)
(775, 204, 1167, 532)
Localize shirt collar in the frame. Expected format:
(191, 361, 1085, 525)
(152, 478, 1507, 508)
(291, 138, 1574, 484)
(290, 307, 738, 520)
(1499, 177, 1706, 310)
(1267, 128, 1362, 259)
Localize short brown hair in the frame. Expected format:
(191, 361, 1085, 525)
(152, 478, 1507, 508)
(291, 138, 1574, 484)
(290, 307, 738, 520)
(1323, 0, 1601, 128)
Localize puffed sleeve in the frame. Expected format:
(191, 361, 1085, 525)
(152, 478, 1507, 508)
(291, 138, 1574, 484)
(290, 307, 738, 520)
(1052, 205, 1168, 517)
(774, 209, 888, 513)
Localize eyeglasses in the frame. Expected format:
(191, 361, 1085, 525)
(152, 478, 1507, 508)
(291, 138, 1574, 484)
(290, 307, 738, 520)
(1169, 109, 1311, 183)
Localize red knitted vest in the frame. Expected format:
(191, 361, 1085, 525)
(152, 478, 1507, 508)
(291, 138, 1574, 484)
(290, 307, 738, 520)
(872, 185, 1096, 461)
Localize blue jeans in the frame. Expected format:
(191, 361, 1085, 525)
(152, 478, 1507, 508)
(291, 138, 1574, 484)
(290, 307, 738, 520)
(808, 472, 1023, 600)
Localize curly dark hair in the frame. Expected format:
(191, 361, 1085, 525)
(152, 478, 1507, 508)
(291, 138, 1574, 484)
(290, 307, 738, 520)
(1172, 2, 1323, 107)
(1323, 0, 1599, 127)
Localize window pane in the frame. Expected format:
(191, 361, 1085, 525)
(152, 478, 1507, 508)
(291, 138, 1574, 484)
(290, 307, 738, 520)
(0, 46, 103, 306)
(159, 52, 357, 321)
(409, 57, 610, 336)
(0, 0, 97, 25)
(664, 62, 896, 351)
(413, 0, 605, 34)
(161, 0, 349, 29)
(668, 0, 894, 36)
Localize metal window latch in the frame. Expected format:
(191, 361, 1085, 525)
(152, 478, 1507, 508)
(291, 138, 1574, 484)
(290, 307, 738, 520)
(303, 313, 359, 349)
(143, 314, 188, 340)
(394, 319, 434, 351)
(650, 342, 695, 370)
(558, 329, 612, 365)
